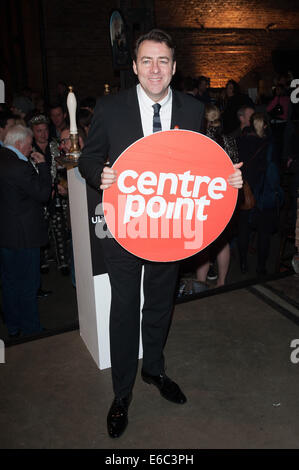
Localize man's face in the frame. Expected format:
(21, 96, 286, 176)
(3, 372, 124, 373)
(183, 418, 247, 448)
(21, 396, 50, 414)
(50, 107, 66, 129)
(60, 129, 84, 153)
(17, 136, 33, 157)
(60, 129, 71, 153)
(240, 108, 254, 128)
(32, 123, 49, 144)
(133, 40, 176, 102)
(1, 118, 15, 140)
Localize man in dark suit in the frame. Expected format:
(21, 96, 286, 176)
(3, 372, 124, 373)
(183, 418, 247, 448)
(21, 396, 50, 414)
(79, 29, 243, 438)
(0, 125, 52, 337)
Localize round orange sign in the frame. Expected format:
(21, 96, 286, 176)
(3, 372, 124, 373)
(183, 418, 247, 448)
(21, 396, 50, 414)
(102, 130, 238, 262)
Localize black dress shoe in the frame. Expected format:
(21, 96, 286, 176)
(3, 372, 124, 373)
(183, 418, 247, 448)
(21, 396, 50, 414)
(107, 393, 132, 438)
(141, 370, 187, 404)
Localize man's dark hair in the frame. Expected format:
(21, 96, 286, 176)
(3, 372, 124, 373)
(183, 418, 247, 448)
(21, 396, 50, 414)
(0, 111, 14, 129)
(49, 102, 65, 113)
(225, 79, 240, 95)
(133, 29, 176, 62)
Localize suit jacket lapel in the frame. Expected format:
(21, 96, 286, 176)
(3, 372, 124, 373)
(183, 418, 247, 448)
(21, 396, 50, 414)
(126, 86, 144, 141)
(171, 89, 183, 129)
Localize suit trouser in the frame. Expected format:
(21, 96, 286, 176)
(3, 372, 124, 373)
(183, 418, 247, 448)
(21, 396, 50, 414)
(0, 247, 42, 335)
(101, 238, 179, 398)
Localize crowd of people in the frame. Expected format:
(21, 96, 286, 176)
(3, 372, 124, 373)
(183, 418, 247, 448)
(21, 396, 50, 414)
(0, 86, 95, 338)
(0, 68, 298, 337)
(178, 73, 298, 293)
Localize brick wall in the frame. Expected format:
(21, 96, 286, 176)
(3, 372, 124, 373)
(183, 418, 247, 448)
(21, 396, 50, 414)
(155, 0, 299, 30)
(155, 0, 299, 88)
(164, 28, 299, 88)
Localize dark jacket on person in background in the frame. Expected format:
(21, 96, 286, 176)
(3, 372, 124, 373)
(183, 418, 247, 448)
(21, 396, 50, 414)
(0, 147, 52, 248)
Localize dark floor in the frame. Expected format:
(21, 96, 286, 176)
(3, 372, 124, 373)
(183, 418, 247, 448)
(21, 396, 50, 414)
(1, 272, 299, 449)
(1, 221, 298, 449)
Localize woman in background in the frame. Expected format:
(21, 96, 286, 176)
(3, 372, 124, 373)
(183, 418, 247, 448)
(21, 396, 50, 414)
(237, 112, 282, 274)
(196, 104, 239, 287)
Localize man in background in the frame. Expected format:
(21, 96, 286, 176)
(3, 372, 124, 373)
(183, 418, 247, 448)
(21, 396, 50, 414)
(49, 104, 67, 140)
(197, 76, 211, 104)
(0, 125, 51, 337)
(230, 105, 255, 138)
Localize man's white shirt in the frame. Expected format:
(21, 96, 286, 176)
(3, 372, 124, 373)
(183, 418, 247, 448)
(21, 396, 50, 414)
(136, 83, 173, 137)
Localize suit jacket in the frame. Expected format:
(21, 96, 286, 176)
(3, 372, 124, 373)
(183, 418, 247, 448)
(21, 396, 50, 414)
(0, 147, 52, 249)
(79, 86, 205, 190)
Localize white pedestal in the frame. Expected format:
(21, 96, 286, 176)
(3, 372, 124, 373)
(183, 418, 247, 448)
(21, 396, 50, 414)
(67, 167, 143, 369)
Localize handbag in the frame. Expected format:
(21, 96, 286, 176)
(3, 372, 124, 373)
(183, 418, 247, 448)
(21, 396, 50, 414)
(240, 180, 255, 210)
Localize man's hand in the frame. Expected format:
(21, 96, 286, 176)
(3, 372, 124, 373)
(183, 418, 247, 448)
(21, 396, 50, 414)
(100, 166, 117, 190)
(227, 162, 243, 189)
(31, 152, 45, 164)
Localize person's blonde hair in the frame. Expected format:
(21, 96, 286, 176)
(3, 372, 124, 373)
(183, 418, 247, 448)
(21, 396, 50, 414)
(251, 112, 266, 138)
(205, 104, 221, 127)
